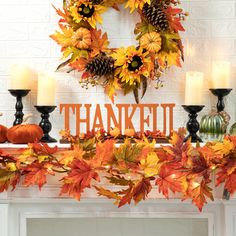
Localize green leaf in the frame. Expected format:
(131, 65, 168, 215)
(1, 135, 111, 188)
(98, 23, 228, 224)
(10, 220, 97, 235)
(106, 175, 132, 186)
(134, 21, 156, 40)
(161, 32, 180, 53)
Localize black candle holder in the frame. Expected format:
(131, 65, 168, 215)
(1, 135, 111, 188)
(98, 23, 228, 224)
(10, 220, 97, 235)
(34, 106, 57, 143)
(210, 89, 232, 112)
(8, 89, 31, 126)
(182, 105, 205, 143)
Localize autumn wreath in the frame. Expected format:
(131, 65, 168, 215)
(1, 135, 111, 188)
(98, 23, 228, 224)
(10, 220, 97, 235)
(51, 0, 187, 103)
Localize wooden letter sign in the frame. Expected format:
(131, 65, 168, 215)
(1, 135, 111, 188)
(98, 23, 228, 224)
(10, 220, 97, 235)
(60, 103, 175, 135)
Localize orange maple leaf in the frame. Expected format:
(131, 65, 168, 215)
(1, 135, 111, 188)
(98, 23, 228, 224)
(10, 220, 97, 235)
(23, 162, 54, 190)
(90, 29, 109, 57)
(155, 164, 183, 198)
(93, 139, 116, 167)
(60, 159, 100, 200)
(184, 179, 213, 212)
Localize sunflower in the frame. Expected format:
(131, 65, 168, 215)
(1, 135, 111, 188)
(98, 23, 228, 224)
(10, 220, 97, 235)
(125, 0, 151, 13)
(113, 46, 152, 85)
(69, 1, 107, 28)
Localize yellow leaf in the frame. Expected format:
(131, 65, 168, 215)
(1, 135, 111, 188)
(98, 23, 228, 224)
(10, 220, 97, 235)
(50, 25, 74, 48)
(60, 145, 85, 166)
(6, 163, 17, 172)
(17, 149, 36, 166)
(38, 155, 49, 163)
(211, 139, 234, 156)
(158, 51, 181, 67)
(140, 152, 160, 177)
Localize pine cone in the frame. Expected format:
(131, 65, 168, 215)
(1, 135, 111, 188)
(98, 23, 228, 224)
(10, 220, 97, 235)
(86, 55, 114, 76)
(142, 3, 169, 32)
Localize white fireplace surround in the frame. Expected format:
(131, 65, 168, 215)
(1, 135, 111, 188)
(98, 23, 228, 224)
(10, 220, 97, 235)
(0, 176, 236, 236)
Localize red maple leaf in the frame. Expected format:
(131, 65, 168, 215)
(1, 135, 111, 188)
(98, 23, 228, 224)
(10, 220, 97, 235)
(216, 159, 236, 195)
(155, 164, 183, 198)
(29, 143, 58, 155)
(118, 178, 152, 207)
(60, 159, 100, 200)
(23, 162, 54, 190)
(165, 7, 185, 32)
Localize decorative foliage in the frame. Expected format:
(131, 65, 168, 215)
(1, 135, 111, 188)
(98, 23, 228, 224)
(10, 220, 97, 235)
(51, 0, 187, 102)
(1, 130, 236, 211)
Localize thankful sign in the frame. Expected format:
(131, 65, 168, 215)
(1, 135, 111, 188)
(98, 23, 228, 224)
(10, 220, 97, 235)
(60, 103, 175, 135)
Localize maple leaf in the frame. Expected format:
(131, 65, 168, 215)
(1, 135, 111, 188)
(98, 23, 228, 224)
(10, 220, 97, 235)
(158, 51, 181, 68)
(210, 139, 234, 156)
(23, 162, 54, 190)
(165, 7, 185, 32)
(155, 164, 183, 198)
(118, 178, 152, 207)
(216, 159, 236, 195)
(60, 159, 100, 200)
(104, 78, 121, 103)
(50, 24, 73, 48)
(16, 149, 37, 167)
(69, 58, 88, 71)
(60, 145, 85, 166)
(163, 132, 192, 164)
(184, 179, 213, 212)
(29, 143, 58, 156)
(140, 152, 160, 177)
(114, 139, 143, 170)
(0, 169, 20, 192)
(106, 175, 132, 186)
(95, 186, 121, 203)
(90, 29, 109, 57)
(94, 139, 116, 166)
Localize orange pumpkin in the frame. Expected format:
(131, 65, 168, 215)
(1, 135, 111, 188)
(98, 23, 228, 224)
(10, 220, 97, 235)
(124, 128, 135, 137)
(72, 27, 92, 49)
(7, 124, 43, 144)
(110, 127, 120, 137)
(140, 32, 162, 53)
(0, 125, 8, 143)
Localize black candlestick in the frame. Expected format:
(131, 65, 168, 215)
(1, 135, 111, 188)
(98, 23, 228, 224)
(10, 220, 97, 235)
(34, 106, 57, 143)
(8, 89, 30, 126)
(210, 89, 232, 112)
(182, 105, 205, 143)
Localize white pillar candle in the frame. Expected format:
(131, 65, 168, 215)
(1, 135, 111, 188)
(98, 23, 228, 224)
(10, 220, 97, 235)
(9, 64, 32, 89)
(37, 72, 56, 106)
(185, 71, 204, 105)
(211, 61, 231, 88)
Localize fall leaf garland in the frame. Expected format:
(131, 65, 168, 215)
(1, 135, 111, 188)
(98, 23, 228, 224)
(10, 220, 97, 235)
(51, 0, 187, 103)
(1, 131, 236, 211)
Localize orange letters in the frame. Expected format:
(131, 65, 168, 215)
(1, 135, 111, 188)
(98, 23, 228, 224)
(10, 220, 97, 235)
(60, 103, 175, 135)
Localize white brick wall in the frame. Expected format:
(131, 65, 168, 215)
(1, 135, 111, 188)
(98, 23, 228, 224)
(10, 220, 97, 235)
(0, 0, 235, 139)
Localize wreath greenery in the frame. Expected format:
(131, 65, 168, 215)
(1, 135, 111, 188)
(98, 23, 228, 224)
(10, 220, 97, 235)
(51, 0, 187, 103)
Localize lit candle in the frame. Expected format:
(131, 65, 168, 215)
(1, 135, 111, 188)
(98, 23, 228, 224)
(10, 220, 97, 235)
(9, 64, 32, 89)
(211, 61, 231, 88)
(37, 72, 56, 106)
(185, 71, 204, 105)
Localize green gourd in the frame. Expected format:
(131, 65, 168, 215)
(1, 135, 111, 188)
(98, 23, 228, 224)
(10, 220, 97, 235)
(230, 123, 236, 135)
(200, 111, 230, 142)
